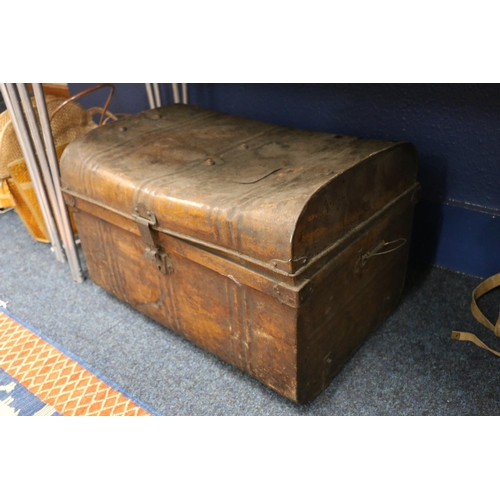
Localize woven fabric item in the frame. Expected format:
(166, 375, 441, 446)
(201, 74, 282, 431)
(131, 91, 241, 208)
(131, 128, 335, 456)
(0, 94, 110, 242)
(0, 309, 155, 416)
(4, 142, 78, 242)
(0, 106, 12, 180)
(0, 179, 13, 209)
(0, 95, 97, 180)
(8, 159, 50, 242)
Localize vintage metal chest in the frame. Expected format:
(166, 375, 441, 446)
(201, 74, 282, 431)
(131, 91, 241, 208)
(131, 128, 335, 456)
(60, 104, 419, 404)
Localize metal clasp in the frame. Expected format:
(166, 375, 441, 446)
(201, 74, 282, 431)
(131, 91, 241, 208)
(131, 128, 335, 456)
(133, 204, 173, 275)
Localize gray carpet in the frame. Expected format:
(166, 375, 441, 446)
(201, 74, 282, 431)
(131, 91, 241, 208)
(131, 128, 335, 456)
(1, 208, 499, 415)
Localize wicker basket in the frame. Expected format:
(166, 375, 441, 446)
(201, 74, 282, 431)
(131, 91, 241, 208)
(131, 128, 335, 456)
(0, 86, 115, 241)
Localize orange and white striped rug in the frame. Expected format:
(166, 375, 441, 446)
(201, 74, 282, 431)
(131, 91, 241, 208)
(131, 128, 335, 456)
(0, 308, 158, 416)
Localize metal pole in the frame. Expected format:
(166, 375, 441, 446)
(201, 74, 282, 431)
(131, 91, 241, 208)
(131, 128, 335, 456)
(182, 83, 188, 104)
(153, 83, 161, 108)
(145, 83, 155, 109)
(17, 85, 66, 243)
(1, 83, 65, 262)
(32, 83, 84, 283)
(145, 83, 156, 109)
(172, 83, 180, 104)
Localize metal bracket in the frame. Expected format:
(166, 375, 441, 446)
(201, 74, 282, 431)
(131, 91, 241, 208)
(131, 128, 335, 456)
(133, 204, 173, 275)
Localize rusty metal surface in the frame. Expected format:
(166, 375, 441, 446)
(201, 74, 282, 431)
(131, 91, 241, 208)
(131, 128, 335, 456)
(59, 104, 420, 403)
(60, 104, 417, 271)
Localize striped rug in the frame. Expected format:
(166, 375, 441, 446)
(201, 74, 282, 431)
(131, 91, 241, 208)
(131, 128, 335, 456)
(0, 308, 159, 416)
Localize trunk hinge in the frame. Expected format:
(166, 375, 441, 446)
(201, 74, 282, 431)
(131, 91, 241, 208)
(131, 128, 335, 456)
(133, 204, 173, 275)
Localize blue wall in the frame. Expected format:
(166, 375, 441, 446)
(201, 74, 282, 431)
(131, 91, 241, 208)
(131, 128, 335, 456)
(68, 83, 500, 278)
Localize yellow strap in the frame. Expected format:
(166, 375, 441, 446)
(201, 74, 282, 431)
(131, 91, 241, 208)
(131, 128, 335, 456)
(451, 272, 500, 356)
(470, 272, 500, 336)
(451, 331, 500, 357)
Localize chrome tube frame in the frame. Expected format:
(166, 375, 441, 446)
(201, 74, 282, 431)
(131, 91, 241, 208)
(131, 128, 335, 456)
(172, 83, 180, 103)
(1, 83, 65, 262)
(182, 83, 188, 104)
(153, 83, 161, 107)
(32, 83, 84, 283)
(145, 83, 156, 109)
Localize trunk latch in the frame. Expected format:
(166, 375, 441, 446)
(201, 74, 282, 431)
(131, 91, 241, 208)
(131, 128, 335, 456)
(133, 204, 173, 275)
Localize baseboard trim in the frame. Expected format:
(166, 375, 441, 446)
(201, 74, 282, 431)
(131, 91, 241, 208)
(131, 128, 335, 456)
(411, 197, 500, 278)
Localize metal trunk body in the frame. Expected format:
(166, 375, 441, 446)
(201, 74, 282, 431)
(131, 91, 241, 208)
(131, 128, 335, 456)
(60, 104, 419, 404)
